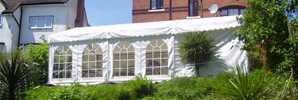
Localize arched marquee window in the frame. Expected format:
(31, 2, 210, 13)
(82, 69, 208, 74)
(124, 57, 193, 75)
(146, 40, 168, 75)
(82, 44, 103, 78)
(113, 41, 135, 76)
(53, 46, 72, 78)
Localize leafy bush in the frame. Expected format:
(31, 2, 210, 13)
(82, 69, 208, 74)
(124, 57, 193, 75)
(25, 84, 129, 100)
(25, 42, 49, 85)
(24, 69, 296, 100)
(146, 77, 214, 100)
(115, 84, 133, 100)
(88, 84, 117, 100)
(25, 76, 155, 100)
(273, 72, 298, 99)
(25, 84, 93, 100)
(126, 76, 155, 99)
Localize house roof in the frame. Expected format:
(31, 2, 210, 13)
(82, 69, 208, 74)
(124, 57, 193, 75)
(1, 0, 69, 14)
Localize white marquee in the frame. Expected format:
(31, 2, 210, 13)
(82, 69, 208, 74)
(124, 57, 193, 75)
(48, 16, 248, 85)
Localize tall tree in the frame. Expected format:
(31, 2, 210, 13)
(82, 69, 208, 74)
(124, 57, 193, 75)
(236, 0, 298, 78)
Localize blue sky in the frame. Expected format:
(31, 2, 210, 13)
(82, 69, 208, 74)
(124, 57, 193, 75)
(85, 0, 133, 26)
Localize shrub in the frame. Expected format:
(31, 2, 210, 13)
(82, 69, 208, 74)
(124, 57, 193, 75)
(26, 84, 132, 100)
(24, 76, 154, 100)
(115, 84, 133, 100)
(149, 77, 213, 100)
(273, 71, 298, 99)
(126, 76, 155, 99)
(25, 42, 49, 85)
(25, 84, 93, 100)
(213, 65, 278, 100)
(0, 49, 31, 100)
(88, 84, 117, 100)
(25, 69, 296, 100)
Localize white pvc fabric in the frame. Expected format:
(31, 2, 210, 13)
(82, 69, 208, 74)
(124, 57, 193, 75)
(48, 16, 248, 85)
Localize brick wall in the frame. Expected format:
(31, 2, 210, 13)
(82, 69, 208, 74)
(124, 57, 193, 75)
(132, 0, 247, 23)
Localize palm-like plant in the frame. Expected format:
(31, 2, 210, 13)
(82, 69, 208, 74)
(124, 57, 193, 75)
(0, 49, 30, 100)
(178, 31, 215, 76)
(216, 65, 276, 100)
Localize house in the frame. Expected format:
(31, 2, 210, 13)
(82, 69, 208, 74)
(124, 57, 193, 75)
(133, 0, 248, 23)
(0, 0, 88, 53)
(47, 16, 248, 85)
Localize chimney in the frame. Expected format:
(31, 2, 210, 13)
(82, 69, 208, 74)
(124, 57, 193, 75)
(75, 0, 85, 27)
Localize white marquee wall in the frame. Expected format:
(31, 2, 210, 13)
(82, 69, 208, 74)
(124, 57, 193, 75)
(49, 35, 175, 85)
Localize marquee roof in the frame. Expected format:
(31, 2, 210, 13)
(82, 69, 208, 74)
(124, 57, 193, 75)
(48, 16, 240, 43)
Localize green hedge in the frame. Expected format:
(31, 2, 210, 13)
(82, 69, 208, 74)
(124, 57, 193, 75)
(25, 77, 217, 100)
(143, 77, 215, 100)
(25, 71, 297, 100)
(25, 76, 154, 100)
(25, 84, 94, 100)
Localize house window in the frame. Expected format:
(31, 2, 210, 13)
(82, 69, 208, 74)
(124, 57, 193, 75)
(0, 15, 2, 26)
(53, 46, 72, 79)
(151, 0, 163, 9)
(30, 16, 53, 29)
(82, 44, 103, 78)
(113, 41, 135, 77)
(189, 0, 199, 16)
(0, 43, 4, 53)
(240, 9, 245, 15)
(146, 40, 168, 75)
(220, 6, 245, 16)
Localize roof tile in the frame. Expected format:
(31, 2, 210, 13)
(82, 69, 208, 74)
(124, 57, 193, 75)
(2, 0, 69, 13)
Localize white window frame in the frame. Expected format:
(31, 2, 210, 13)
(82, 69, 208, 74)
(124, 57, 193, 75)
(113, 41, 135, 77)
(146, 40, 168, 76)
(82, 44, 103, 78)
(30, 16, 53, 29)
(53, 46, 72, 79)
